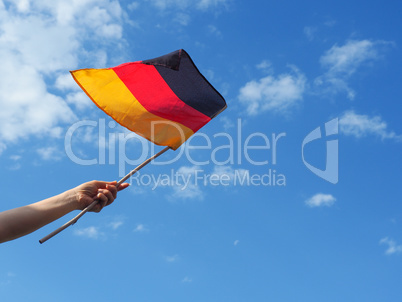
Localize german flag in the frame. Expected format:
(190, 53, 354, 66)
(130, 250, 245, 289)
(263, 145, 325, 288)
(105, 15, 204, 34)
(71, 49, 227, 150)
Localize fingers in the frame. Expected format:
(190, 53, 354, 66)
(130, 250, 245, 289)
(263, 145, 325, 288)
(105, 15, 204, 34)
(117, 183, 130, 191)
(106, 184, 118, 199)
(91, 182, 129, 212)
(102, 187, 116, 204)
(103, 181, 130, 192)
(80, 180, 130, 212)
(92, 181, 129, 192)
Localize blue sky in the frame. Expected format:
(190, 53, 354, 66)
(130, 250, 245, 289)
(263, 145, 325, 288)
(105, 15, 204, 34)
(1, 0, 402, 301)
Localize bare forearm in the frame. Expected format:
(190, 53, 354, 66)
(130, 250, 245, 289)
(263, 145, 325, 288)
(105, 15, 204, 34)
(0, 180, 128, 243)
(0, 190, 78, 243)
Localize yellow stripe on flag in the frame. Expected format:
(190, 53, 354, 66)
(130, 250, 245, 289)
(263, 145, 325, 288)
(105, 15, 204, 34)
(71, 68, 194, 149)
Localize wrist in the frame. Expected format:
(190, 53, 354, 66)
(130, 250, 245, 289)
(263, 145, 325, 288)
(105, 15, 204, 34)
(61, 188, 81, 211)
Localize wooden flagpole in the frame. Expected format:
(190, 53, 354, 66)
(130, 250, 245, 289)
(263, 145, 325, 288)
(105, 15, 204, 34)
(39, 146, 171, 244)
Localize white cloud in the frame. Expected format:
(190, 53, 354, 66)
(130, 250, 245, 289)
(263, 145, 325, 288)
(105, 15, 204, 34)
(339, 110, 401, 141)
(166, 165, 249, 200)
(0, 55, 77, 142)
(303, 26, 317, 41)
(10, 155, 22, 161)
(212, 165, 235, 178)
(320, 40, 379, 74)
(0, 0, 124, 149)
(181, 276, 192, 283)
(7, 154, 22, 170)
(165, 254, 179, 262)
(315, 39, 390, 99)
(55, 73, 81, 91)
(133, 223, 148, 232)
(220, 116, 235, 130)
(197, 0, 228, 10)
(100, 23, 123, 39)
(32, 0, 123, 32)
(256, 60, 273, 73)
(170, 165, 204, 200)
(147, 0, 189, 10)
(36, 146, 62, 161)
(13, 0, 30, 12)
(147, 0, 228, 11)
(234, 240, 240, 246)
(108, 220, 124, 230)
(0, 143, 7, 155)
(0, 15, 79, 73)
(66, 92, 93, 111)
(305, 193, 336, 207)
(208, 24, 222, 37)
(238, 66, 306, 115)
(0, 271, 16, 287)
(174, 12, 191, 25)
(380, 237, 402, 255)
(211, 165, 248, 184)
(128, 2, 140, 10)
(74, 226, 104, 239)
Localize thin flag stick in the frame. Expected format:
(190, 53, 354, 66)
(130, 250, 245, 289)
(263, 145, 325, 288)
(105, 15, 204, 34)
(39, 146, 171, 244)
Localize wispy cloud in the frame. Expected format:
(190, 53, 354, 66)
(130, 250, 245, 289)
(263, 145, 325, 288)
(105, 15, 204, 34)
(133, 223, 149, 233)
(197, 0, 228, 10)
(148, 0, 228, 11)
(128, 2, 140, 11)
(211, 166, 248, 184)
(165, 254, 179, 262)
(0, 142, 6, 155)
(320, 40, 381, 74)
(220, 116, 235, 130)
(65, 91, 93, 111)
(181, 276, 192, 283)
(212, 165, 235, 179)
(256, 60, 273, 73)
(339, 110, 401, 141)
(0, 272, 17, 287)
(74, 226, 104, 239)
(380, 237, 402, 255)
(108, 220, 124, 230)
(7, 154, 22, 170)
(167, 165, 249, 200)
(74, 218, 125, 239)
(305, 193, 336, 207)
(174, 12, 191, 25)
(234, 240, 240, 246)
(315, 39, 391, 99)
(36, 146, 62, 161)
(208, 24, 222, 37)
(303, 26, 317, 41)
(145, 0, 228, 27)
(10, 155, 21, 161)
(170, 165, 204, 201)
(54, 73, 81, 91)
(238, 66, 306, 115)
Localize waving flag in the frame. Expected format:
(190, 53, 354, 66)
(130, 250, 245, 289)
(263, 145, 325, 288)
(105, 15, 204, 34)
(40, 49, 227, 243)
(71, 49, 226, 149)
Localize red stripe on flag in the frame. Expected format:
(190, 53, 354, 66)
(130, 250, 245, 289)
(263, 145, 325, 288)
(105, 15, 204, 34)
(112, 63, 211, 132)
